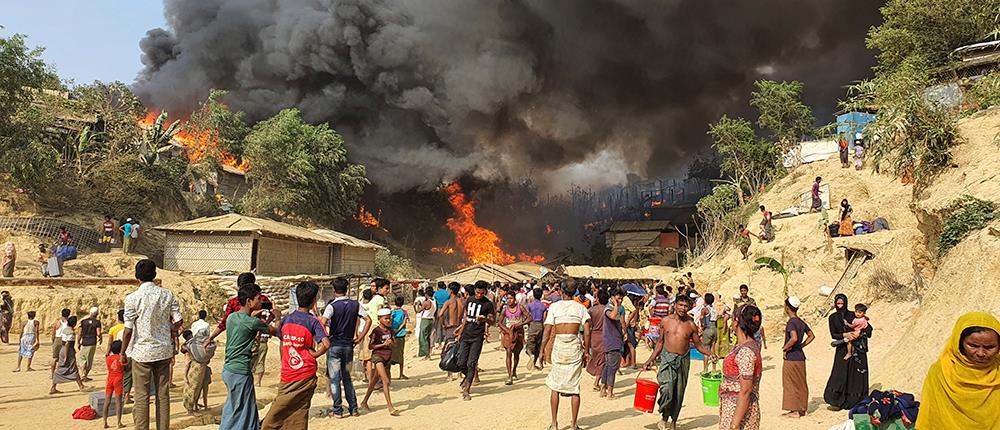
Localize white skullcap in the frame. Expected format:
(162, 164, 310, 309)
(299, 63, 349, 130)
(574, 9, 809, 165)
(89, 306, 99, 315)
(787, 296, 802, 309)
(377, 308, 392, 317)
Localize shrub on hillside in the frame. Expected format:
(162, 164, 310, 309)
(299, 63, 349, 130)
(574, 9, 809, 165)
(83, 155, 188, 219)
(937, 195, 998, 256)
(374, 249, 420, 279)
(970, 71, 1000, 111)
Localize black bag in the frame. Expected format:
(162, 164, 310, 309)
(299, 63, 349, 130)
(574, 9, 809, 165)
(439, 340, 461, 372)
(829, 223, 840, 237)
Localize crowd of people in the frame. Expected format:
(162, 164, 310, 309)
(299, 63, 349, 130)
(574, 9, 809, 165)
(2, 260, 998, 430)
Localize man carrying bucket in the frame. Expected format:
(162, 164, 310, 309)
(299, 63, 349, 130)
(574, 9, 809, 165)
(643, 294, 716, 430)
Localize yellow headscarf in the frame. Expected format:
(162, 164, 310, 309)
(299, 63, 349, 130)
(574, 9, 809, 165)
(916, 312, 1000, 430)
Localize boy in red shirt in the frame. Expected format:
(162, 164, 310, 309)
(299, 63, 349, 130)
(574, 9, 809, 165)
(260, 282, 330, 429)
(104, 340, 125, 428)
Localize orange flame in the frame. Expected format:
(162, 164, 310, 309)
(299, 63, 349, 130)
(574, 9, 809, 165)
(140, 112, 249, 171)
(441, 183, 543, 265)
(355, 205, 381, 228)
(431, 246, 456, 255)
(651, 200, 663, 207)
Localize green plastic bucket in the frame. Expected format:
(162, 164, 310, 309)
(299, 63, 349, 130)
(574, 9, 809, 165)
(701, 372, 722, 406)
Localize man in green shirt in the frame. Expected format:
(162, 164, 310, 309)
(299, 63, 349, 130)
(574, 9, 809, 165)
(219, 283, 280, 430)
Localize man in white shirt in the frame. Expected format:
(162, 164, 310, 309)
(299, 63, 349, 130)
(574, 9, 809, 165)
(121, 260, 182, 430)
(191, 310, 210, 337)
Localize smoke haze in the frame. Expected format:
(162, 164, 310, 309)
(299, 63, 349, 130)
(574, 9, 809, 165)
(136, 0, 881, 193)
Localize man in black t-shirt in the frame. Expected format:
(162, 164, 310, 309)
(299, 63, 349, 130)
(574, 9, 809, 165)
(79, 306, 103, 381)
(454, 281, 495, 400)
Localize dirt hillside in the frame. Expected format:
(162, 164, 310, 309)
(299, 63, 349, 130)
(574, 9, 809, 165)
(685, 107, 1000, 395)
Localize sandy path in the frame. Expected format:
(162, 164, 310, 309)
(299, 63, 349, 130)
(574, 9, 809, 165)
(0, 322, 884, 430)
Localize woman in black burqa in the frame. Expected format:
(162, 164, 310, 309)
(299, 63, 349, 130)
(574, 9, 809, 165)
(823, 293, 873, 410)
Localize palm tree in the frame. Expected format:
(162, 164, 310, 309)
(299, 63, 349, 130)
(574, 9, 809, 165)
(139, 112, 181, 166)
(753, 249, 803, 298)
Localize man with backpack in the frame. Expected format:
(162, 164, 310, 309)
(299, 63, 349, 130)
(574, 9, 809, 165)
(321, 277, 371, 418)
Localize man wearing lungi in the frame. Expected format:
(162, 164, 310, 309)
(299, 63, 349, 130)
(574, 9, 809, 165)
(643, 294, 716, 430)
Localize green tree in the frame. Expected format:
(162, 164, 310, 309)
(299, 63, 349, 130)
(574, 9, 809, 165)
(750, 80, 815, 147)
(186, 89, 251, 161)
(139, 111, 181, 166)
(0, 34, 60, 187)
(73, 81, 145, 157)
(841, 58, 959, 179)
(693, 183, 741, 258)
(868, 0, 997, 72)
(241, 108, 368, 226)
(707, 115, 781, 204)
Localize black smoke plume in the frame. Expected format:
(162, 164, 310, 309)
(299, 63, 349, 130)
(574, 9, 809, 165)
(136, 0, 881, 193)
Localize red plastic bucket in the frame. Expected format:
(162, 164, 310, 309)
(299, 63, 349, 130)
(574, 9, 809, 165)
(633, 371, 659, 413)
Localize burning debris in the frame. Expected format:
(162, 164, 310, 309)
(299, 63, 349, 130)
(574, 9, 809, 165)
(139, 112, 248, 171)
(355, 205, 381, 229)
(442, 183, 543, 266)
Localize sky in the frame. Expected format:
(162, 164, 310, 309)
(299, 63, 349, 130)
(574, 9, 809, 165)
(2, 1, 165, 84)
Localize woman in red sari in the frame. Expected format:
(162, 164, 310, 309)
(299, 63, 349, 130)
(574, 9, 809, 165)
(718, 305, 763, 430)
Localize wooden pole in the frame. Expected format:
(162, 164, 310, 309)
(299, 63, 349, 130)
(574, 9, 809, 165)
(0, 278, 159, 287)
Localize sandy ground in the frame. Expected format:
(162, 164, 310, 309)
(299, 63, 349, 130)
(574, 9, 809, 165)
(0, 319, 893, 430)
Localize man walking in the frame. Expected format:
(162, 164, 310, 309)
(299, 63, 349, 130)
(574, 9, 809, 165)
(121, 260, 183, 430)
(261, 282, 330, 429)
(78, 306, 102, 381)
(416, 287, 435, 360)
(643, 295, 716, 430)
(455, 281, 495, 400)
(432, 281, 450, 350)
(321, 277, 371, 418)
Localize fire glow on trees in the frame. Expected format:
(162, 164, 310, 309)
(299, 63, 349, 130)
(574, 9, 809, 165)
(442, 183, 544, 266)
(139, 112, 249, 171)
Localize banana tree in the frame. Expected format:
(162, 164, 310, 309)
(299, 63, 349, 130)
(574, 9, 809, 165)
(139, 112, 181, 166)
(753, 249, 803, 298)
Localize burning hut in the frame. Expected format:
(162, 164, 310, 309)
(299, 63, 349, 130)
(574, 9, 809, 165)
(156, 214, 382, 276)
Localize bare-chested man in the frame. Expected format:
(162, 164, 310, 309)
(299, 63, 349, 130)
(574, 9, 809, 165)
(643, 294, 716, 430)
(438, 282, 463, 380)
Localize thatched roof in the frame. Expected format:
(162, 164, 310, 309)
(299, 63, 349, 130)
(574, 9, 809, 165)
(312, 229, 385, 250)
(156, 214, 339, 246)
(504, 262, 550, 279)
(437, 263, 529, 285)
(558, 265, 680, 282)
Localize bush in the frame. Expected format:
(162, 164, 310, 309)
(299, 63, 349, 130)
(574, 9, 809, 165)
(937, 195, 998, 256)
(374, 249, 420, 279)
(970, 71, 1000, 111)
(83, 155, 188, 219)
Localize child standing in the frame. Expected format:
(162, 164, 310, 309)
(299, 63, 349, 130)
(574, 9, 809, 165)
(361, 308, 399, 416)
(832, 303, 869, 360)
(389, 296, 409, 380)
(103, 340, 125, 428)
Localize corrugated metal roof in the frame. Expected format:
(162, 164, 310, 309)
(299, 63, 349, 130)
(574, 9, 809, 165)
(608, 221, 671, 232)
(609, 231, 660, 248)
(155, 214, 340, 246)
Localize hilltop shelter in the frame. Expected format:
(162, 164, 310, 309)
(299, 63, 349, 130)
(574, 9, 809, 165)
(437, 263, 529, 285)
(156, 214, 383, 276)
